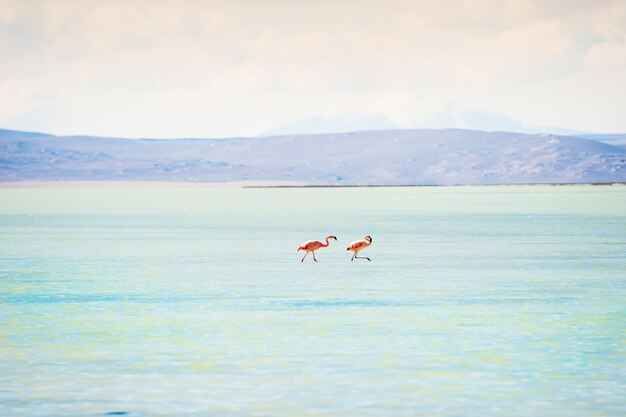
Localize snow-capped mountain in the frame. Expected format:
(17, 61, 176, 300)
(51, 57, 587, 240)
(260, 103, 586, 136)
(1, 128, 624, 185)
(409, 103, 585, 135)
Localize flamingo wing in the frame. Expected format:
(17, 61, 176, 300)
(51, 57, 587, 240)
(347, 240, 367, 252)
(300, 240, 323, 251)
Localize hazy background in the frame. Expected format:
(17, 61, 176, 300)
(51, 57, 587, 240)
(1, 0, 625, 138)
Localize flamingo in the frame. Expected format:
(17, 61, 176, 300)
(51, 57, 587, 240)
(347, 235, 373, 261)
(297, 235, 337, 262)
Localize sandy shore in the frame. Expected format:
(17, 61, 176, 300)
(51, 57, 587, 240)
(0, 181, 623, 189)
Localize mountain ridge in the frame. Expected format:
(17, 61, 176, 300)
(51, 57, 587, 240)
(1, 127, 625, 185)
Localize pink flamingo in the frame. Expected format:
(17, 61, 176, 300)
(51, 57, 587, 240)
(297, 235, 337, 262)
(347, 235, 372, 261)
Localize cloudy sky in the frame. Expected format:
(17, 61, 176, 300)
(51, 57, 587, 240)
(1, 0, 625, 138)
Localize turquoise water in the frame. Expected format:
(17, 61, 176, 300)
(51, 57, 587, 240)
(1, 185, 625, 417)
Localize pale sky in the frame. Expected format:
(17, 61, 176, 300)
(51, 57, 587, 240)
(1, 0, 625, 138)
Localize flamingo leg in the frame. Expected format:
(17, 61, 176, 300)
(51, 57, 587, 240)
(301, 252, 309, 262)
(351, 253, 355, 262)
(312, 251, 318, 262)
(355, 254, 371, 261)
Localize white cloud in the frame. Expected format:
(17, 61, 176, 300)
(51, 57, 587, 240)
(0, 0, 625, 136)
(586, 41, 626, 69)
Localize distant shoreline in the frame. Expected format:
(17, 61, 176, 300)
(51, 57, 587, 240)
(0, 180, 308, 189)
(0, 181, 624, 189)
(244, 182, 626, 188)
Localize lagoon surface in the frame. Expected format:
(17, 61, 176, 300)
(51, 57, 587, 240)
(1, 186, 625, 416)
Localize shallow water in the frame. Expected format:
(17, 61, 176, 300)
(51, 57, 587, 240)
(1, 185, 625, 416)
